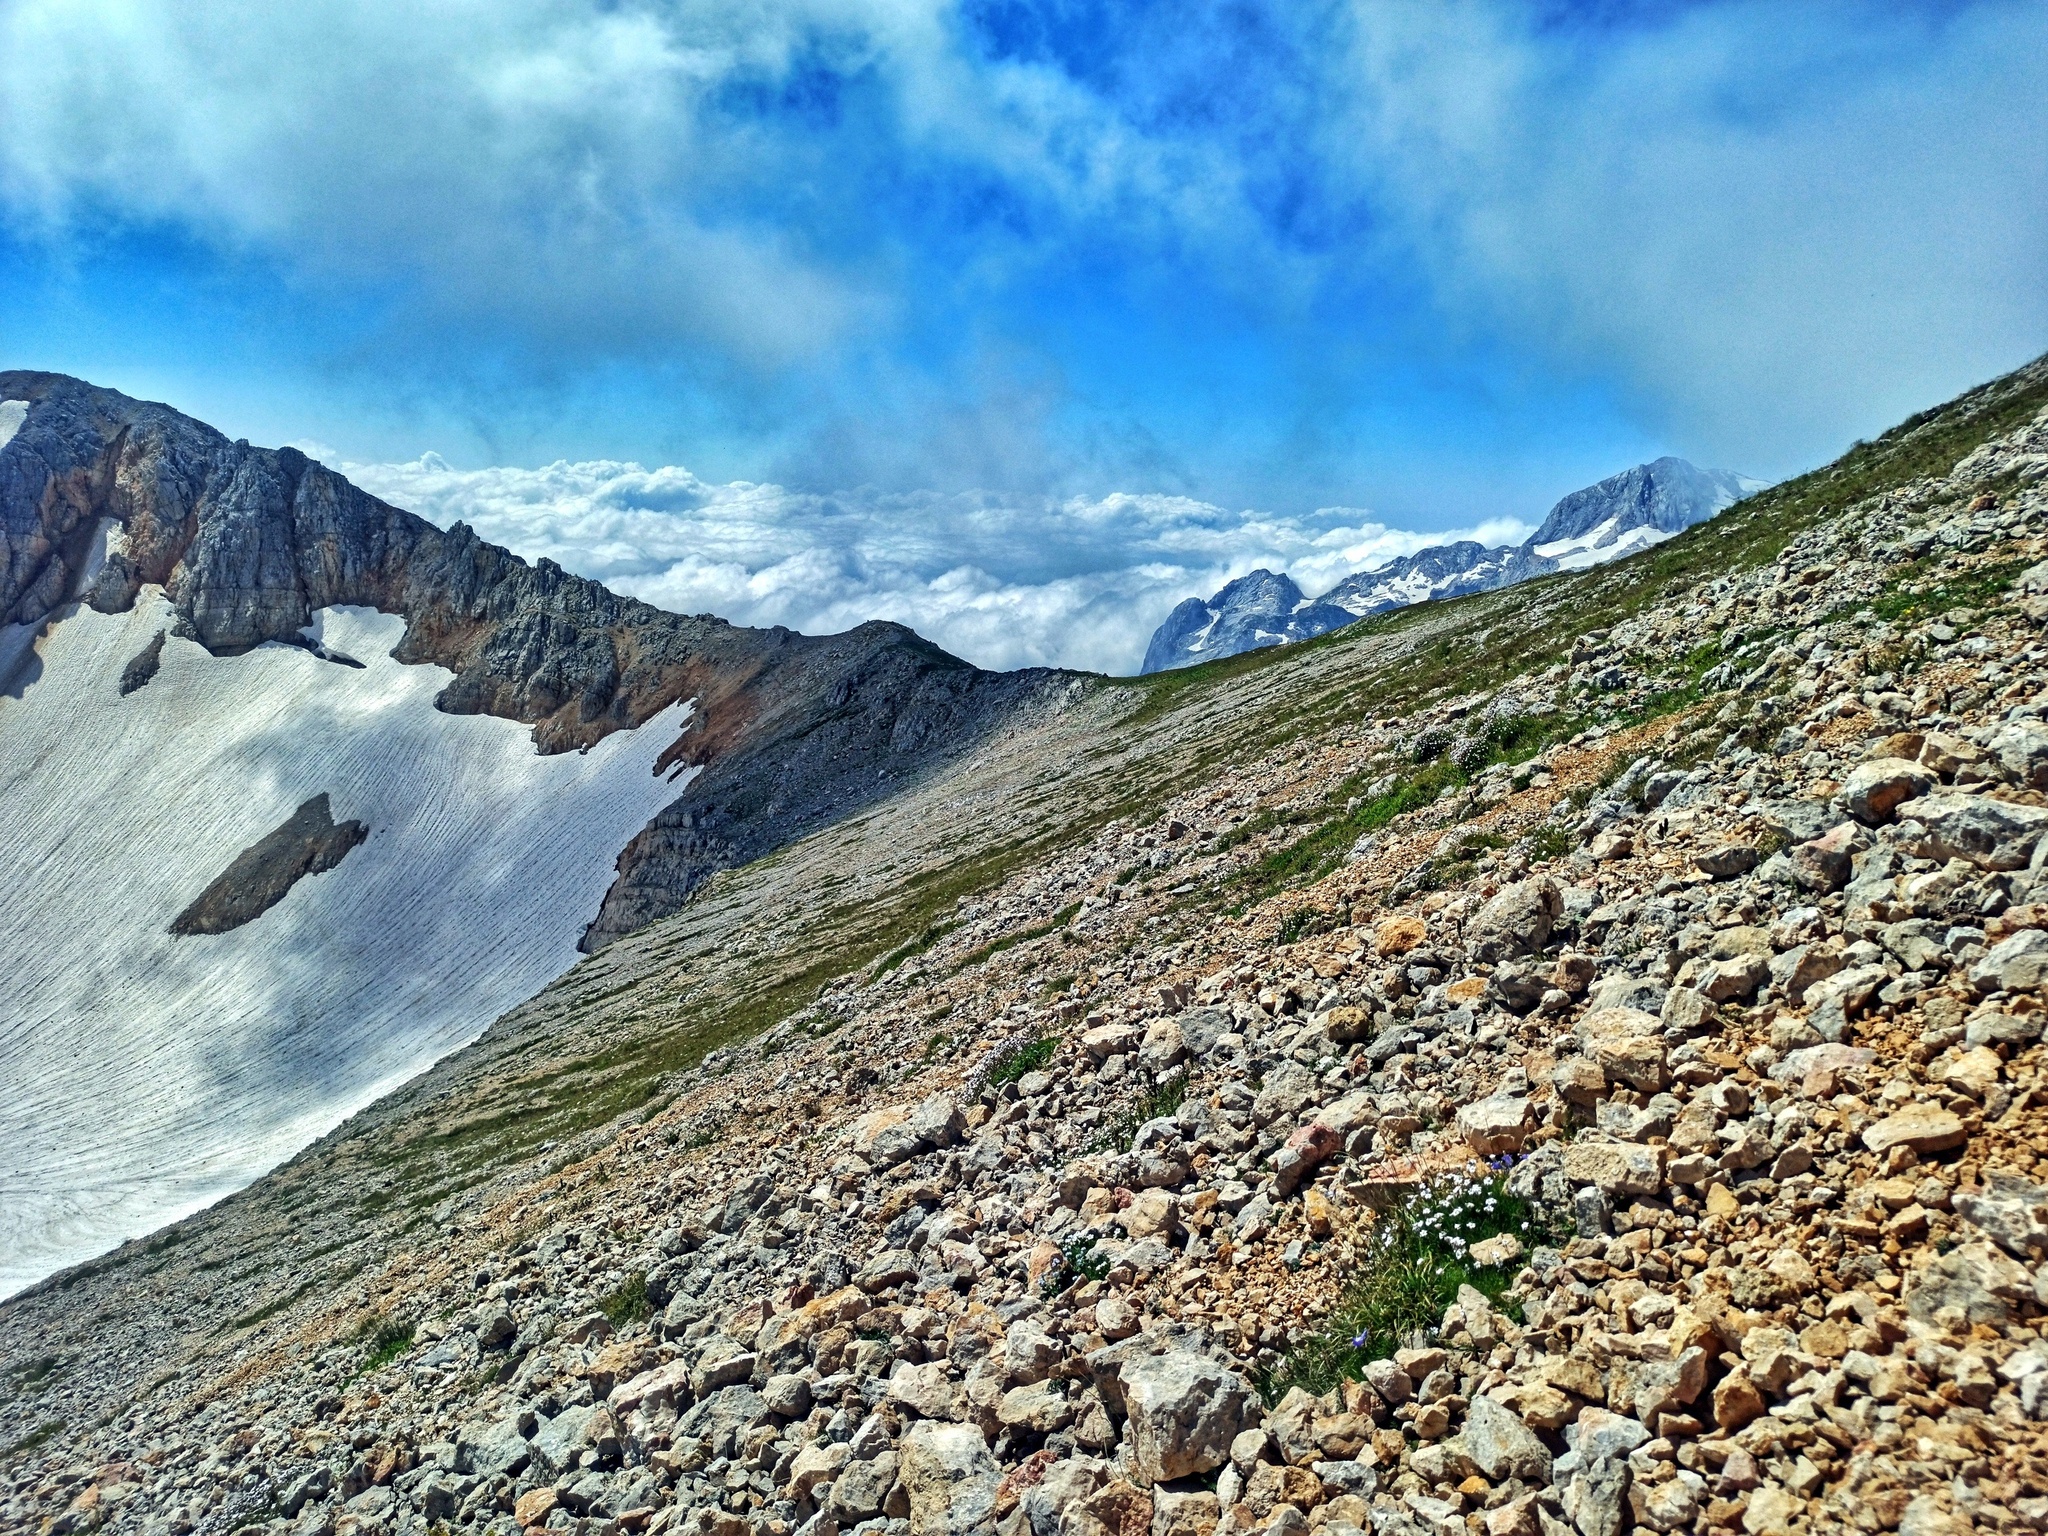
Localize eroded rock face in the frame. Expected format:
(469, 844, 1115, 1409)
(168, 793, 368, 936)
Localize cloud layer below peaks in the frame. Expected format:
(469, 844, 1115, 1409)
(343, 453, 1531, 676)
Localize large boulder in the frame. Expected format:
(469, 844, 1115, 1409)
(1557, 1409, 1649, 1536)
(1906, 1242, 2034, 1326)
(828, 1450, 901, 1522)
(1768, 942, 1846, 1006)
(1861, 1104, 1968, 1156)
(1955, 1172, 2048, 1259)
(456, 1417, 532, 1480)
(690, 1335, 756, 1397)
(1562, 1139, 1663, 1197)
(1117, 1350, 1259, 1484)
(909, 1093, 967, 1148)
(1574, 1007, 1669, 1092)
(1989, 719, 2048, 791)
(1838, 757, 1934, 824)
(1467, 877, 1563, 962)
(897, 1421, 1000, 1536)
(528, 1405, 618, 1479)
(1903, 794, 2048, 870)
(1972, 929, 2048, 994)
(1457, 1095, 1533, 1157)
(1463, 1393, 1552, 1482)
(1804, 962, 1890, 1040)
(1271, 1120, 1343, 1197)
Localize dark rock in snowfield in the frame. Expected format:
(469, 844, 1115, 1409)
(170, 793, 369, 935)
(118, 628, 165, 695)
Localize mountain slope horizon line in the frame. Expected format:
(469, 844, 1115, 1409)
(1141, 455, 1762, 674)
(0, 369, 1071, 950)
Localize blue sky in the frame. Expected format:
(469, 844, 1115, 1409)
(3, 0, 2044, 671)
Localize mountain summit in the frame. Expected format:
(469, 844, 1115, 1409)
(1140, 456, 1761, 672)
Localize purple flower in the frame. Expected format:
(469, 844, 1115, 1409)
(1351, 1330, 1371, 1350)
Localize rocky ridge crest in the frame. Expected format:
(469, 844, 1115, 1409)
(0, 372, 1066, 949)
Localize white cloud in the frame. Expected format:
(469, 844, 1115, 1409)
(0, 0, 1248, 380)
(1324, 1, 2048, 469)
(340, 453, 1531, 674)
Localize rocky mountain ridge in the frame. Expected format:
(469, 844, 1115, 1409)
(1140, 460, 1756, 675)
(0, 372, 1065, 949)
(4, 357, 2048, 1536)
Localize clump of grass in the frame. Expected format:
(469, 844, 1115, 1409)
(1524, 824, 1574, 864)
(11, 1355, 62, 1394)
(874, 919, 960, 976)
(1235, 760, 1469, 902)
(600, 1270, 653, 1326)
(1093, 1071, 1190, 1153)
(353, 1313, 415, 1374)
(1040, 1233, 1112, 1298)
(1259, 1160, 1554, 1403)
(983, 1035, 1058, 1088)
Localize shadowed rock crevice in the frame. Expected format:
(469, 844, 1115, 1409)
(169, 793, 369, 936)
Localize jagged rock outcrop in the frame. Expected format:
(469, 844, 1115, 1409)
(0, 372, 1071, 947)
(1526, 456, 1756, 560)
(1321, 540, 1556, 622)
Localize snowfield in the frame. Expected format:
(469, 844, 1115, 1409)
(0, 596, 693, 1297)
(1532, 514, 1676, 570)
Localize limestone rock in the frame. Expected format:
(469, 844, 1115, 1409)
(1905, 1241, 2034, 1325)
(1117, 1350, 1258, 1484)
(1375, 915, 1427, 955)
(1903, 794, 2048, 870)
(1574, 1007, 1669, 1092)
(1457, 1095, 1533, 1156)
(1971, 928, 2048, 994)
(1954, 1173, 2048, 1259)
(1562, 1139, 1663, 1196)
(1988, 718, 2048, 790)
(1463, 1393, 1552, 1482)
(1839, 757, 1934, 824)
(1861, 1104, 1968, 1156)
(1467, 878, 1563, 962)
(1789, 821, 1870, 892)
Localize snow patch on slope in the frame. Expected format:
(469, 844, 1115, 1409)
(1534, 517, 1677, 570)
(0, 598, 691, 1296)
(0, 400, 26, 450)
